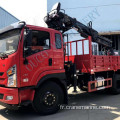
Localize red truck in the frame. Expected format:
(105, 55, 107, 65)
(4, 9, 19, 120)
(0, 2, 120, 115)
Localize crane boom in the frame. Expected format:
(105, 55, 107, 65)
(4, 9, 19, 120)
(44, 2, 112, 47)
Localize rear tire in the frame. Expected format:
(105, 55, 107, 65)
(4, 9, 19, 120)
(33, 81, 64, 115)
(110, 74, 120, 94)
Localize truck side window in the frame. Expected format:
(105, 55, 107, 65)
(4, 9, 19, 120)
(55, 33, 62, 49)
(24, 30, 50, 56)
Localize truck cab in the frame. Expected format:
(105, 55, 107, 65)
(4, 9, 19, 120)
(0, 22, 67, 114)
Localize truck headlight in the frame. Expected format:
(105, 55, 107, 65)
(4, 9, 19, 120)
(7, 65, 17, 87)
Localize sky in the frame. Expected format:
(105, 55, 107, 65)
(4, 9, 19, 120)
(0, 0, 47, 26)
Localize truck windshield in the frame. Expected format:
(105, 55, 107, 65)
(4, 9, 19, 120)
(0, 29, 21, 55)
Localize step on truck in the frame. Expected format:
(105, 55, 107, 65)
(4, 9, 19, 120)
(0, 2, 120, 115)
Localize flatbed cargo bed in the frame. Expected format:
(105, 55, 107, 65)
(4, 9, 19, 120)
(65, 36, 120, 74)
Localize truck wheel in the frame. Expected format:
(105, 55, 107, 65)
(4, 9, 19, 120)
(110, 74, 120, 94)
(33, 81, 64, 115)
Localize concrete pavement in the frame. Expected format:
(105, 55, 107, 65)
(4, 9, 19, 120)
(0, 89, 120, 120)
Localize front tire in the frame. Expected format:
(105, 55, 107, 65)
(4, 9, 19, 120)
(33, 81, 64, 115)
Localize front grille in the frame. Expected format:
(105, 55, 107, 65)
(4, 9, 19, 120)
(0, 72, 4, 76)
(0, 94, 3, 99)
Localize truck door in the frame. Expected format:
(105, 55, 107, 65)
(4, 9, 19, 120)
(20, 29, 54, 87)
(53, 32, 64, 70)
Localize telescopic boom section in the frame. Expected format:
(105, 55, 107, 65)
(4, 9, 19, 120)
(44, 2, 112, 47)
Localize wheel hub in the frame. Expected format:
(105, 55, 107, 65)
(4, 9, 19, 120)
(44, 92, 56, 106)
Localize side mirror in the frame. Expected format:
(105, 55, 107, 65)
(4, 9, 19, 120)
(23, 30, 32, 64)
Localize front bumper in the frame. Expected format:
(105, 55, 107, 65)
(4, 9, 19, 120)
(0, 87, 19, 104)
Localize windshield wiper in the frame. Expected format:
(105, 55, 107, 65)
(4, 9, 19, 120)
(0, 52, 8, 59)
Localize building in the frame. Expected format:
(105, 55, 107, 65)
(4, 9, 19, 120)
(0, 7, 19, 29)
(48, 0, 120, 55)
(47, 0, 120, 33)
